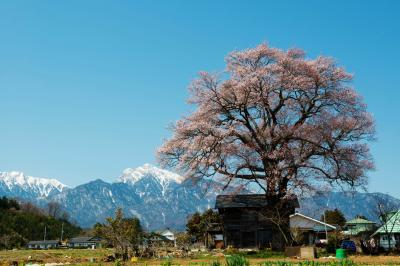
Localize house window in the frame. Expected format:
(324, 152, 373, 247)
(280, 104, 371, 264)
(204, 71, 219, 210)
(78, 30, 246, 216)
(383, 235, 396, 241)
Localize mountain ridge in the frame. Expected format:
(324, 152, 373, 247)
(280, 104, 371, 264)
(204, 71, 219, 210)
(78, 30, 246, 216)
(0, 171, 67, 199)
(1, 164, 399, 230)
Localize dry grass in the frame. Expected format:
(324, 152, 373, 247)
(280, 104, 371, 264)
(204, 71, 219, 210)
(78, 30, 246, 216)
(0, 248, 112, 264)
(1, 249, 400, 265)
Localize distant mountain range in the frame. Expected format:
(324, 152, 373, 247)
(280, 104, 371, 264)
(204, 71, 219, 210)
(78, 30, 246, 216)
(0, 164, 225, 229)
(0, 171, 66, 198)
(1, 164, 400, 230)
(299, 191, 400, 223)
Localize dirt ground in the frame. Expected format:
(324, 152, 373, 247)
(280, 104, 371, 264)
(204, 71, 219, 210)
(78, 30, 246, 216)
(1, 249, 400, 265)
(138, 256, 400, 265)
(0, 248, 111, 264)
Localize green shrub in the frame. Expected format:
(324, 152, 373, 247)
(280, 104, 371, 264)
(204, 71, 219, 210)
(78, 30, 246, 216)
(244, 250, 284, 258)
(209, 261, 221, 266)
(226, 255, 249, 266)
(326, 235, 339, 254)
(259, 260, 357, 266)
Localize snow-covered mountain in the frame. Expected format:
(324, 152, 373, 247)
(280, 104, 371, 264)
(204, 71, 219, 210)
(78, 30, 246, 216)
(0, 164, 224, 229)
(0, 171, 67, 200)
(118, 163, 185, 197)
(119, 163, 185, 185)
(1, 164, 400, 230)
(50, 164, 224, 229)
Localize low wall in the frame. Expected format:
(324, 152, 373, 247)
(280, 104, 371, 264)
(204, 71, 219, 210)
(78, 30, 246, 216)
(285, 246, 316, 259)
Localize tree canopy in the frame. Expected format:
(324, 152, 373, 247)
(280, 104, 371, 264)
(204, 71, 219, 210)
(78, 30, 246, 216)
(322, 208, 346, 227)
(186, 209, 221, 242)
(94, 208, 142, 258)
(0, 196, 81, 249)
(159, 43, 375, 201)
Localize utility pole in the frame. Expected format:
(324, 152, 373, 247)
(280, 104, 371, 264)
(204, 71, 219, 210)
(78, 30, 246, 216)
(60, 222, 64, 242)
(44, 226, 47, 242)
(323, 195, 330, 242)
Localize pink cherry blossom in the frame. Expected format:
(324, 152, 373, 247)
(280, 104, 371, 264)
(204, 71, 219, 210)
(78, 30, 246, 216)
(158, 43, 375, 201)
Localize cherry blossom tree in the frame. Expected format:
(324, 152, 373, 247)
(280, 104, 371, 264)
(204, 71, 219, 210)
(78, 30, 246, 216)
(158, 43, 375, 203)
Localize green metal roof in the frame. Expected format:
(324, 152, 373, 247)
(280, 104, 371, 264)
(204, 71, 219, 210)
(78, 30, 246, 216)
(374, 210, 400, 234)
(346, 218, 376, 225)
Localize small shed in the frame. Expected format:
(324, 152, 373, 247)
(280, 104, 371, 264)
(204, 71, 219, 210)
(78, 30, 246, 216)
(68, 236, 103, 249)
(27, 240, 60, 249)
(289, 213, 336, 245)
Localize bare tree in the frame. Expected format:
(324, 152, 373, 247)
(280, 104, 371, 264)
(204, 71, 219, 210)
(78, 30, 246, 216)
(175, 232, 191, 250)
(19, 201, 44, 216)
(290, 226, 305, 246)
(47, 201, 62, 219)
(158, 43, 375, 204)
(96, 208, 143, 260)
(373, 194, 400, 251)
(259, 200, 297, 249)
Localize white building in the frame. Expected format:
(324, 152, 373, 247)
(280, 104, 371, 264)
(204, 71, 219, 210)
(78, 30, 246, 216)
(161, 229, 176, 246)
(290, 213, 336, 245)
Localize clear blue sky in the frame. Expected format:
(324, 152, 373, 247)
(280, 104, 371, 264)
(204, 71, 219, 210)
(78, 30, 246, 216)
(1, 1, 399, 196)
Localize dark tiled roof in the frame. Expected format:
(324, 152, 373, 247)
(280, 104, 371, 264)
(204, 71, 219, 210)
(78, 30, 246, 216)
(69, 236, 102, 243)
(143, 233, 171, 242)
(27, 240, 59, 245)
(215, 194, 299, 209)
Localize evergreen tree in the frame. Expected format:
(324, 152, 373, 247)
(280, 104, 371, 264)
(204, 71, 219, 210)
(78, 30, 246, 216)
(186, 209, 220, 242)
(322, 208, 346, 227)
(0, 197, 81, 249)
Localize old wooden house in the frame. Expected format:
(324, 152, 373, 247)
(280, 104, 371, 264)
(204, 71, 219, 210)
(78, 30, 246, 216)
(68, 236, 103, 249)
(215, 194, 298, 249)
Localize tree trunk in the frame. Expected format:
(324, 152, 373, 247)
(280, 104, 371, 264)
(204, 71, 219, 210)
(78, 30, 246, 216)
(262, 194, 293, 251)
